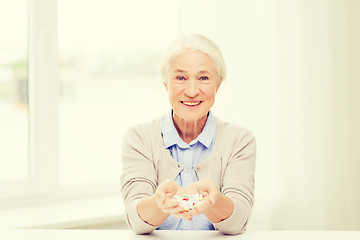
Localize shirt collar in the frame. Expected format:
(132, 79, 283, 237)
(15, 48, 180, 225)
(161, 110, 216, 149)
(195, 112, 216, 148)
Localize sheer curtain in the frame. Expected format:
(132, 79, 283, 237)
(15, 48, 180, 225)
(179, 0, 360, 230)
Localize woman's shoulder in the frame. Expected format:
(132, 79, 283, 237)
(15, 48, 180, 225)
(128, 117, 161, 132)
(214, 116, 256, 155)
(124, 117, 162, 143)
(215, 117, 255, 139)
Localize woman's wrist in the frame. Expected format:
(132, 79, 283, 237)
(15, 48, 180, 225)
(205, 193, 234, 223)
(137, 195, 169, 226)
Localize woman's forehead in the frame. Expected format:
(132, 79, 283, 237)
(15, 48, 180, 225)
(169, 49, 218, 73)
(172, 69, 213, 76)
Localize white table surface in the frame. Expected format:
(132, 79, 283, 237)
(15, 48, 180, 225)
(0, 230, 359, 240)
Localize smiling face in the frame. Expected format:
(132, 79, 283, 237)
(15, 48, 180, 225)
(164, 49, 221, 124)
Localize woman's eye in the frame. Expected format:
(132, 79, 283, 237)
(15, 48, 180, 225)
(199, 76, 209, 80)
(176, 76, 186, 80)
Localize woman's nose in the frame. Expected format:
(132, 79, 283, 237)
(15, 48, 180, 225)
(185, 79, 200, 97)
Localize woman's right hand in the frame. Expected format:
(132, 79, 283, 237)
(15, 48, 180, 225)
(154, 179, 186, 215)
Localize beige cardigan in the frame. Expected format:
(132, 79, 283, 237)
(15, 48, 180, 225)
(120, 116, 256, 235)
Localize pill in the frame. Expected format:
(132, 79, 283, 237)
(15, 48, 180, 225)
(172, 194, 204, 212)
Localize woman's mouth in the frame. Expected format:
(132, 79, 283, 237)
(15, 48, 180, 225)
(181, 101, 202, 107)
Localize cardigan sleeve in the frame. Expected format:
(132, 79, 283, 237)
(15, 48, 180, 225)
(212, 129, 256, 235)
(120, 126, 158, 234)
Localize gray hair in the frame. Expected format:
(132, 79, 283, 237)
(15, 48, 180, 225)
(160, 33, 226, 84)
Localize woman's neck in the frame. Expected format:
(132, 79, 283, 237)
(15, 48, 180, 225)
(172, 113, 208, 144)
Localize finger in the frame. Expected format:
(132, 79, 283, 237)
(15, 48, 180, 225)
(163, 198, 179, 208)
(166, 188, 179, 198)
(156, 195, 174, 211)
(208, 193, 217, 205)
(173, 209, 192, 221)
(155, 193, 167, 206)
(176, 186, 187, 196)
(158, 179, 180, 196)
(186, 182, 199, 195)
(156, 188, 174, 204)
(193, 196, 212, 214)
(165, 205, 185, 215)
(157, 189, 179, 206)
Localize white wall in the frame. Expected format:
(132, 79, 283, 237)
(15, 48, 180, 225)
(178, 0, 360, 230)
(2, 0, 359, 231)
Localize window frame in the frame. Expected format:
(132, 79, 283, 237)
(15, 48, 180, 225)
(0, 0, 123, 205)
(0, 0, 58, 201)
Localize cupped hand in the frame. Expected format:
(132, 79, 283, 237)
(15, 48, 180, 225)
(175, 178, 220, 221)
(154, 179, 187, 215)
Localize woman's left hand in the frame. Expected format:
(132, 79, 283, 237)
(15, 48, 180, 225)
(177, 178, 220, 221)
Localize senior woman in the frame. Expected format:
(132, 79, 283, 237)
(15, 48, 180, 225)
(121, 33, 256, 235)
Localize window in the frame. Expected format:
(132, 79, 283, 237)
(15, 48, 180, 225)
(0, 0, 58, 200)
(58, 0, 177, 189)
(0, 1, 29, 183)
(1, 0, 180, 202)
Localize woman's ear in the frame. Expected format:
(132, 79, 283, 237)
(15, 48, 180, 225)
(216, 80, 222, 93)
(163, 81, 168, 91)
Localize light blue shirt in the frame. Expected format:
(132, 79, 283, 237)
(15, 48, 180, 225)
(157, 110, 216, 231)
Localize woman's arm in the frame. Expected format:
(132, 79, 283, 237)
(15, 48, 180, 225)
(121, 126, 187, 234)
(205, 193, 234, 223)
(137, 195, 168, 226)
(213, 130, 256, 234)
(121, 127, 159, 234)
(182, 129, 256, 235)
(184, 179, 234, 222)
(137, 179, 186, 226)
